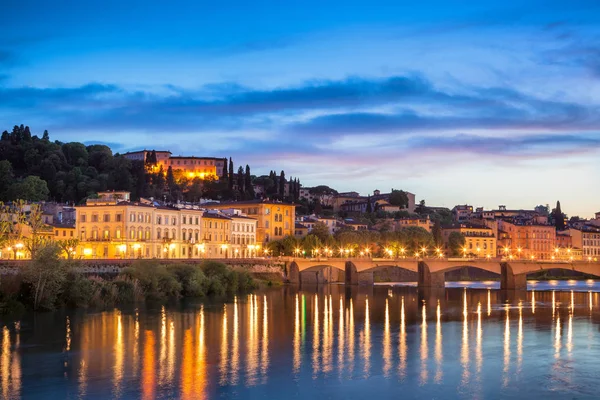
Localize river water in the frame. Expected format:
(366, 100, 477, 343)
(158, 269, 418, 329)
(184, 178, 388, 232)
(1, 281, 600, 399)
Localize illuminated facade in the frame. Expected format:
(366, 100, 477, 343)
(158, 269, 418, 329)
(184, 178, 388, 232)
(123, 150, 226, 180)
(208, 201, 295, 244)
(442, 222, 496, 258)
(497, 220, 556, 260)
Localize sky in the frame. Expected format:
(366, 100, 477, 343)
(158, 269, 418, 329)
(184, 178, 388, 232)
(2, 0, 600, 216)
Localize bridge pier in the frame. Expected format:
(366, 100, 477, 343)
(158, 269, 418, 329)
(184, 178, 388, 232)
(345, 261, 374, 285)
(418, 261, 445, 289)
(500, 263, 527, 290)
(288, 261, 299, 284)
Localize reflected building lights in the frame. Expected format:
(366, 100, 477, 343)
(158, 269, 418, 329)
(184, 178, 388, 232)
(435, 300, 443, 384)
(517, 302, 523, 376)
(312, 295, 320, 378)
(348, 298, 355, 374)
(142, 330, 156, 400)
(247, 294, 259, 386)
(590, 291, 593, 313)
(293, 295, 301, 375)
(476, 302, 482, 378)
(323, 294, 331, 374)
(261, 295, 269, 383)
(133, 310, 140, 378)
(197, 305, 207, 400)
(113, 312, 124, 398)
(219, 305, 229, 385)
(159, 307, 167, 383)
(231, 296, 240, 385)
(461, 291, 470, 387)
(399, 296, 407, 380)
(420, 302, 428, 385)
(487, 289, 491, 316)
(363, 297, 371, 378)
(167, 319, 175, 385)
(531, 291, 536, 314)
(338, 296, 345, 377)
(554, 315, 561, 359)
(503, 304, 510, 387)
(383, 299, 391, 377)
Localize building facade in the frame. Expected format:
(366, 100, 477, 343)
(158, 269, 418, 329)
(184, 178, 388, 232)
(208, 200, 295, 243)
(442, 222, 496, 258)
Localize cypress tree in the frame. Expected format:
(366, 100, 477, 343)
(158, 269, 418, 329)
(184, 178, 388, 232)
(222, 157, 228, 180)
(228, 158, 234, 190)
(279, 170, 285, 197)
(245, 165, 254, 199)
(366, 195, 373, 213)
(237, 166, 245, 192)
(554, 201, 565, 230)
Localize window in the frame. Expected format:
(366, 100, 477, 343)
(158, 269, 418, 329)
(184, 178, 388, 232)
(116, 214, 122, 222)
(91, 214, 98, 222)
(103, 229, 110, 239)
(116, 228, 121, 239)
(130, 229, 135, 239)
(266, 221, 269, 228)
(183, 216, 187, 224)
(80, 214, 87, 223)
(130, 213, 136, 222)
(172, 217, 177, 226)
(138, 213, 143, 222)
(103, 214, 110, 222)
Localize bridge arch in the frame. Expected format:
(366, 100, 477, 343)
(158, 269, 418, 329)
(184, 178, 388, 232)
(287, 260, 346, 284)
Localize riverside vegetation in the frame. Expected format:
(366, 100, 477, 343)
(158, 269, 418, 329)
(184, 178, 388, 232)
(0, 243, 256, 313)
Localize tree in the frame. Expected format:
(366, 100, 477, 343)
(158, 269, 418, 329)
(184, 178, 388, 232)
(301, 234, 322, 255)
(279, 170, 285, 197)
(237, 166, 245, 193)
(9, 176, 49, 201)
(222, 157, 228, 181)
(244, 165, 255, 199)
(366, 195, 373, 213)
(431, 220, 442, 246)
(553, 201, 565, 230)
(448, 232, 466, 257)
(310, 222, 331, 243)
(0, 160, 14, 200)
(416, 199, 427, 214)
(389, 190, 409, 208)
(42, 130, 50, 140)
(228, 158, 234, 190)
(22, 243, 68, 310)
(57, 238, 80, 260)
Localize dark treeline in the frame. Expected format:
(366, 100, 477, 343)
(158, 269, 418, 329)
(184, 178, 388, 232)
(0, 125, 301, 204)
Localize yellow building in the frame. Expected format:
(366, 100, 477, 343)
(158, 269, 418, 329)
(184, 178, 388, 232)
(52, 224, 76, 240)
(201, 212, 231, 258)
(208, 201, 295, 244)
(442, 222, 496, 258)
(229, 214, 259, 258)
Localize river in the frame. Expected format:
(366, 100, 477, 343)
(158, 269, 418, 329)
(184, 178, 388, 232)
(1, 281, 600, 399)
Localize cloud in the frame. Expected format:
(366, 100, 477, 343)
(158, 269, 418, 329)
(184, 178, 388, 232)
(1, 74, 599, 164)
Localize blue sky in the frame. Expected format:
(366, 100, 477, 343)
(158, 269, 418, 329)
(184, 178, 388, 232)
(2, 0, 600, 216)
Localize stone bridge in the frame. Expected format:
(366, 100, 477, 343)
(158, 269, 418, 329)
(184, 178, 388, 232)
(285, 258, 600, 290)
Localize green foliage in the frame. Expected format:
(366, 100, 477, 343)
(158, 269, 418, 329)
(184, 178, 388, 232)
(388, 190, 409, 208)
(167, 264, 207, 297)
(121, 260, 182, 302)
(448, 232, 466, 256)
(8, 176, 49, 201)
(22, 243, 68, 310)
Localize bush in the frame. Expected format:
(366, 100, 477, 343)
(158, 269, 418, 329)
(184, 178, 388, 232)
(167, 264, 207, 297)
(63, 271, 95, 308)
(121, 260, 182, 302)
(21, 243, 68, 310)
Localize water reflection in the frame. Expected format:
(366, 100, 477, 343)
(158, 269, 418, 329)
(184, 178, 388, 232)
(5, 285, 600, 398)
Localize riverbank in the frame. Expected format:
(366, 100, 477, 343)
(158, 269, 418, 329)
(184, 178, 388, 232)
(0, 244, 263, 314)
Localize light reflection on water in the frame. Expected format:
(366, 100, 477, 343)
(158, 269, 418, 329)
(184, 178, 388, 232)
(2, 282, 600, 399)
